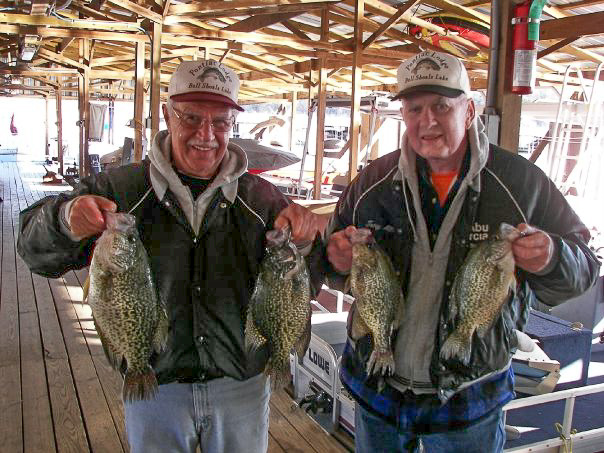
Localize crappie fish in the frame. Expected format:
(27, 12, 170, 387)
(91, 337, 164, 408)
(440, 223, 521, 365)
(245, 227, 312, 388)
(349, 228, 404, 377)
(85, 211, 168, 402)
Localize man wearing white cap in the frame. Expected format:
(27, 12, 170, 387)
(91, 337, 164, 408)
(17, 60, 324, 452)
(325, 50, 598, 451)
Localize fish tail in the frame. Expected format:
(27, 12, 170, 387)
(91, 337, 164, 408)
(122, 367, 158, 402)
(268, 357, 292, 390)
(440, 330, 472, 365)
(366, 348, 395, 377)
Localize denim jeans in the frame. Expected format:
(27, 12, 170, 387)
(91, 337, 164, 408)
(123, 373, 270, 453)
(354, 403, 505, 453)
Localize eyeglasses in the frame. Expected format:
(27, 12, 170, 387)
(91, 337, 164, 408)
(171, 107, 235, 132)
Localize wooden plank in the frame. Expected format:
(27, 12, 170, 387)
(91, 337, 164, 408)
(64, 269, 129, 450)
(168, 0, 340, 15)
(0, 12, 138, 31)
(9, 163, 56, 453)
(538, 37, 580, 60)
(225, 11, 303, 32)
(362, 1, 418, 49)
(107, 0, 163, 23)
(13, 163, 91, 453)
(49, 272, 125, 453)
(540, 12, 604, 40)
(0, 164, 22, 453)
(269, 399, 317, 452)
(271, 390, 345, 453)
(269, 433, 287, 452)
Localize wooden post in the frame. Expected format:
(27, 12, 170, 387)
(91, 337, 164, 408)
(151, 22, 162, 141)
(134, 40, 145, 162)
(78, 38, 90, 178)
(56, 83, 63, 175)
(493, 0, 522, 152)
(289, 90, 297, 152)
(348, 0, 364, 183)
(44, 95, 49, 159)
(313, 9, 329, 200)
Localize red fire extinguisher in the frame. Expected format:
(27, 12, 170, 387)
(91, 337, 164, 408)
(511, 1, 537, 95)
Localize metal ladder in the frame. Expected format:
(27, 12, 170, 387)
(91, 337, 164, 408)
(546, 63, 604, 198)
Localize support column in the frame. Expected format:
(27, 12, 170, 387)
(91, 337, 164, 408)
(289, 90, 297, 151)
(56, 83, 63, 175)
(134, 40, 145, 162)
(313, 9, 329, 200)
(151, 22, 162, 141)
(492, 0, 522, 152)
(348, 0, 364, 183)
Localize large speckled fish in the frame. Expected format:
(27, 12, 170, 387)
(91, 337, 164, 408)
(440, 223, 521, 365)
(349, 228, 405, 378)
(245, 226, 312, 388)
(85, 212, 168, 402)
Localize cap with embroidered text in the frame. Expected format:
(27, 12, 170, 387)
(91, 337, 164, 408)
(392, 51, 471, 100)
(168, 60, 244, 111)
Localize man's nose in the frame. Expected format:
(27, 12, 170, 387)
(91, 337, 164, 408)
(194, 120, 214, 140)
(418, 107, 436, 126)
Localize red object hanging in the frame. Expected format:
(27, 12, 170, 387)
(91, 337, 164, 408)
(10, 113, 18, 135)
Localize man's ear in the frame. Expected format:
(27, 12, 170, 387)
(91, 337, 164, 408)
(466, 98, 476, 129)
(162, 104, 170, 129)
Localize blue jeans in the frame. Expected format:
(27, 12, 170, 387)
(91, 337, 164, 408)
(354, 403, 505, 453)
(123, 374, 270, 453)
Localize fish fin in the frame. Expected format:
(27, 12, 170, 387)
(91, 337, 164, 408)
(152, 308, 169, 353)
(244, 309, 268, 351)
(122, 366, 158, 402)
(94, 318, 122, 370)
(367, 348, 395, 377)
(448, 275, 462, 322)
(350, 307, 370, 341)
(343, 275, 352, 295)
(440, 328, 473, 365)
(295, 306, 312, 365)
(82, 275, 90, 303)
(268, 356, 292, 390)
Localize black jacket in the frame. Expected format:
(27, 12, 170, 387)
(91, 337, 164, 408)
(18, 159, 324, 384)
(327, 144, 599, 406)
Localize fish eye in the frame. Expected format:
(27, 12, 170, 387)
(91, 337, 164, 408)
(127, 234, 137, 243)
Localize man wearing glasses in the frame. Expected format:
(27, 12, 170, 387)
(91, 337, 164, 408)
(17, 60, 324, 453)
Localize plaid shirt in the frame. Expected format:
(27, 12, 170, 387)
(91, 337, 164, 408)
(340, 342, 515, 431)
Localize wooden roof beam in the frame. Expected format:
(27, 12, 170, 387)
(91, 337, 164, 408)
(0, 13, 142, 32)
(362, 1, 418, 49)
(38, 47, 90, 71)
(538, 37, 580, 60)
(30, 0, 50, 16)
(556, 0, 604, 11)
(540, 12, 604, 40)
(224, 11, 304, 32)
(106, 0, 162, 23)
(167, 0, 340, 16)
(161, 25, 350, 52)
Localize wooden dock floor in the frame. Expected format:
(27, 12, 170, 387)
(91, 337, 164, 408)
(0, 160, 351, 453)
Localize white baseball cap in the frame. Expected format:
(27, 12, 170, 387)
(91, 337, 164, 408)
(392, 51, 471, 100)
(168, 59, 244, 111)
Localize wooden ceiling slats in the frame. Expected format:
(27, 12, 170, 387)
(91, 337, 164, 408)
(0, 1, 602, 103)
